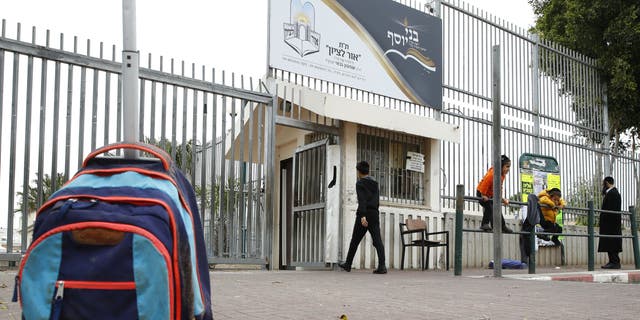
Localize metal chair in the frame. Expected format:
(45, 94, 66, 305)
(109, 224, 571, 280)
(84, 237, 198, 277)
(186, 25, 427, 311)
(399, 219, 449, 270)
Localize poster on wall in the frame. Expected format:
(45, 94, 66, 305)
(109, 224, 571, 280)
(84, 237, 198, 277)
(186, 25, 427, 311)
(268, 0, 443, 110)
(519, 153, 561, 222)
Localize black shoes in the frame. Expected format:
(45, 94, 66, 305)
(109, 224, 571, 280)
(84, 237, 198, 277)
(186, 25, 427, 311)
(338, 262, 351, 272)
(373, 267, 387, 274)
(480, 224, 512, 233)
(339, 262, 386, 273)
(601, 262, 621, 269)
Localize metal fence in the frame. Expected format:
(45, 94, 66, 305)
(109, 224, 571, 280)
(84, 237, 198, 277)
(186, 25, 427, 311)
(0, 20, 274, 265)
(268, 0, 640, 216)
(2, 0, 639, 267)
(438, 0, 639, 216)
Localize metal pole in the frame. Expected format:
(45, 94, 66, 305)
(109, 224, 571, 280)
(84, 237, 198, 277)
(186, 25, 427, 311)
(492, 45, 502, 277)
(264, 92, 277, 270)
(122, 0, 140, 157)
(530, 33, 541, 154)
(433, 0, 442, 121)
(602, 83, 610, 176)
(454, 184, 464, 276)
(528, 225, 536, 274)
(629, 206, 640, 269)
(588, 200, 595, 271)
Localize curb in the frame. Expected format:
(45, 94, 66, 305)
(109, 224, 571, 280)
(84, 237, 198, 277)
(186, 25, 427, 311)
(506, 270, 640, 284)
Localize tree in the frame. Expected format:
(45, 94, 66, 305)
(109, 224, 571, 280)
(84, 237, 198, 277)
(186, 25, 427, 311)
(144, 137, 199, 177)
(529, 0, 640, 138)
(17, 173, 68, 214)
(565, 177, 602, 226)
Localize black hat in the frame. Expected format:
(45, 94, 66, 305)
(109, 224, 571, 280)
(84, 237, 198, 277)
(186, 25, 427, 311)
(356, 161, 370, 174)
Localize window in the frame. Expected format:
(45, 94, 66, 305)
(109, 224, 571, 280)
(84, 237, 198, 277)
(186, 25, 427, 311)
(357, 126, 425, 205)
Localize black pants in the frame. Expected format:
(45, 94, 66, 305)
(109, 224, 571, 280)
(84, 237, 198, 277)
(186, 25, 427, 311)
(476, 191, 506, 228)
(540, 219, 562, 245)
(608, 252, 621, 265)
(520, 220, 534, 263)
(344, 216, 385, 268)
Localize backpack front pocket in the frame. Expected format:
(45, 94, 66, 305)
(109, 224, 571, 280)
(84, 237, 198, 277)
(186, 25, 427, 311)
(50, 280, 137, 320)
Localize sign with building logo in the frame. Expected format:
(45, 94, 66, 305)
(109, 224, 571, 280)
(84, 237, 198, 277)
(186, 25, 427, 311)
(405, 151, 425, 173)
(268, 0, 443, 110)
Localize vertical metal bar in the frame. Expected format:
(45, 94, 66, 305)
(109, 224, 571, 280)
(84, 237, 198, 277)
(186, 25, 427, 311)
(122, 0, 140, 153)
(492, 44, 502, 277)
(588, 200, 595, 271)
(191, 64, 198, 184)
(239, 90, 247, 258)
(104, 59, 112, 146)
(64, 54, 74, 182)
(78, 62, 87, 168)
(139, 76, 145, 143)
(116, 72, 123, 152)
(51, 38, 62, 191)
(220, 74, 228, 256)
(161, 70, 167, 141)
(454, 184, 464, 275)
(229, 76, 238, 257)
(201, 101, 209, 242)
(37, 35, 48, 209)
(602, 83, 610, 176)
(181, 88, 188, 174)
(0, 22, 4, 179)
(7, 24, 21, 253)
(209, 75, 217, 257)
(91, 65, 99, 151)
(265, 89, 276, 269)
(149, 79, 157, 142)
(172, 83, 178, 160)
(529, 220, 536, 274)
(247, 79, 255, 257)
(21, 29, 35, 251)
(629, 206, 640, 269)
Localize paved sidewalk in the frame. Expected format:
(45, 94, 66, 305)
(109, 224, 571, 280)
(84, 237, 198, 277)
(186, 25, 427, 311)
(505, 269, 640, 284)
(1, 266, 639, 319)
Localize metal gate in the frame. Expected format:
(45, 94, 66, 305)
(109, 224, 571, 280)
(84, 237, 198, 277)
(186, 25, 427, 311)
(0, 25, 275, 266)
(291, 139, 327, 267)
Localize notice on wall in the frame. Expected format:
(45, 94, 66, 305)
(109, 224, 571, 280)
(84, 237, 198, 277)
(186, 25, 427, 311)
(406, 151, 425, 173)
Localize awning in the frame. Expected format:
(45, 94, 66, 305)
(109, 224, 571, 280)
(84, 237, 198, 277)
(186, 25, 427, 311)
(270, 78, 460, 143)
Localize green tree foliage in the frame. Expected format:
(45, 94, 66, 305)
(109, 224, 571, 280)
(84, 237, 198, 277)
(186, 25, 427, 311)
(565, 177, 602, 226)
(529, 0, 640, 138)
(17, 173, 68, 213)
(144, 137, 198, 177)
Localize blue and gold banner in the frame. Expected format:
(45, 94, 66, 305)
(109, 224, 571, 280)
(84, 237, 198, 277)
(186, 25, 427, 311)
(269, 0, 443, 110)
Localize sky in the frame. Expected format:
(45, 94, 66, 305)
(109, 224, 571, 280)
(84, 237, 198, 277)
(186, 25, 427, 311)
(0, 0, 537, 82)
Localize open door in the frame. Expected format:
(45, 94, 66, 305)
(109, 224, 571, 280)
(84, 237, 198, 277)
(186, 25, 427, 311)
(290, 138, 339, 267)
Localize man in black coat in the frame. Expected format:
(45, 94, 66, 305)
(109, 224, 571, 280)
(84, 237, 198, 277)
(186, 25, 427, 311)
(598, 176, 623, 269)
(338, 161, 387, 274)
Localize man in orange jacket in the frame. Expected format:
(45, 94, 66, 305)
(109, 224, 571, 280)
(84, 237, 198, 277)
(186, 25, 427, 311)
(538, 188, 565, 245)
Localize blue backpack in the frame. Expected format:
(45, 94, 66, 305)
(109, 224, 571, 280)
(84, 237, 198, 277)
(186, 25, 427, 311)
(14, 143, 213, 320)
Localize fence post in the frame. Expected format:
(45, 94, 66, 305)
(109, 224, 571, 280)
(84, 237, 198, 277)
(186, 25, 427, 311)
(588, 201, 595, 271)
(629, 206, 640, 269)
(529, 225, 536, 274)
(454, 184, 464, 276)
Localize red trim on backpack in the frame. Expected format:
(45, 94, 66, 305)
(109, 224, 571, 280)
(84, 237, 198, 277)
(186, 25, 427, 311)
(56, 281, 136, 290)
(18, 222, 175, 318)
(82, 143, 172, 171)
